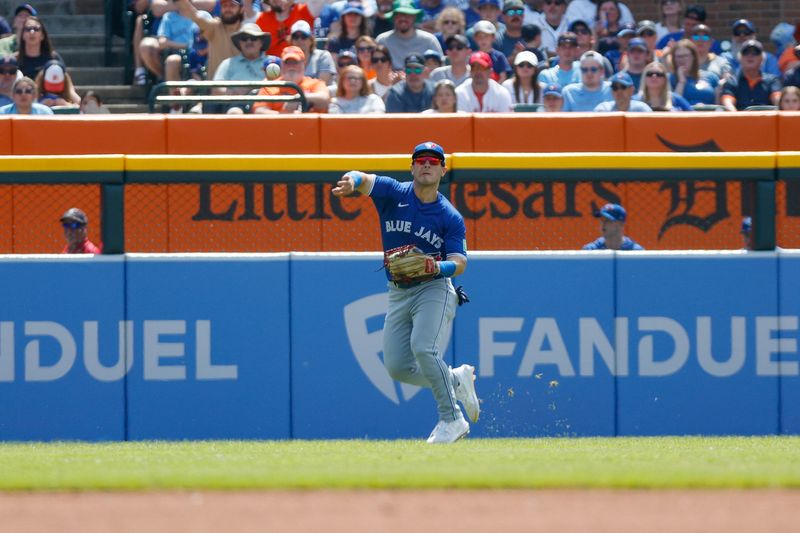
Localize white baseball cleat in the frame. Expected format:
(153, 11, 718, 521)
(426, 416, 469, 444)
(453, 364, 480, 423)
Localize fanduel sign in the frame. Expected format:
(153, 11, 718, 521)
(0, 320, 237, 382)
(479, 316, 800, 377)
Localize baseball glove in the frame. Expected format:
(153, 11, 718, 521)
(384, 245, 438, 283)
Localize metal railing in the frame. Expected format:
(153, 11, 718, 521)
(147, 80, 308, 113)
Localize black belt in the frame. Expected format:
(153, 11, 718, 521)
(392, 280, 424, 289)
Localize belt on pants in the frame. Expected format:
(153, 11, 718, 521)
(392, 279, 425, 289)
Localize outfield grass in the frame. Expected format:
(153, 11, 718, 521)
(1, 437, 799, 491)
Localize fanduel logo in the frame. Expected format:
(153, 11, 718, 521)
(0, 320, 237, 382)
(344, 293, 453, 404)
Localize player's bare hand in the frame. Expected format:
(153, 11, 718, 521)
(332, 172, 357, 197)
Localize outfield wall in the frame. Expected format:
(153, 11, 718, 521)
(1, 252, 798, 441)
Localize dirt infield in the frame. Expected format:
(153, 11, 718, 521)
(2, 489, 798, 533)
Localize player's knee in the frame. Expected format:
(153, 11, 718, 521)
(384, 358, 409, 382)
(409, 339, 435, 359)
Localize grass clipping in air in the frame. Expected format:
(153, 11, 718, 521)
(1, 437, 799, 491)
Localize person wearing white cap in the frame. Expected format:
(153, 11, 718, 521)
(289, 19, 335, 84)
(35, 59, 79, 107)
(502, 50, 540, 104)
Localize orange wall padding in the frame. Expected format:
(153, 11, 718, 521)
(626, 112, 779, 151)
(10, 116, 167, 155)
(0, 118, 11, 155)
(778, 113, 800, 151)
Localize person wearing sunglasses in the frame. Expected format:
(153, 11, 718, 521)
(503, 50, 540, 105)
(720, 39, 782, 112)
(638, 61, 691, 111)
(0, 55, 19, 107)
(429, 34, 471, 88)
(689, 24, 730, 81)
(455, 51, 512, 112)
(332, 141, 478, 444)
(0, 76, 52, 114)
(288, 19, 334, 84)
(432, 7, 465, 51)
(561, 50, 612, 112)
(0, 3, 37, 57)
(16, 16, 63, 80)
(495, 0, 526, 59)
(59, 208, 102, 255)
(594, 71, 651, 112)
(354, 35, 378, 81)
(368, 44, 400, 98)
(385, 53, 434, 112)
(721, 19, 781, 77)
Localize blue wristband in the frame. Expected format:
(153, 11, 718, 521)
(350, 172, 363, 189)
(438, 260, 456, 277)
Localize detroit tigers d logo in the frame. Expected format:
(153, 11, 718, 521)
(343, 294, 423, 404)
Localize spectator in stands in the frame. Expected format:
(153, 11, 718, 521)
(721, 40, 782, 111)
(519, 23, 546, 63)
(252, 45, 330, 113)
(601, 22, 634, 67)
(332, 49, 358, 89)
(423, 48, 443, 76)
(34, 59, 80, 108)
(593, 1, 623, 44)
(784, 46, 800, 89)
(619, 38, 648, 89)
(213, 23, 272, 113)
(635, 20, 659, 62)
(693, 24, 731, 81)
(668, 39, 718, 106)
(423, 78, 459, 113)
(385, 53, 434, 112)
(368, 44, 400, 98)
(0, 76, 51, 114)
(372, 0, 396, 38)
(565, 0, 634, 29)
(502, 50, 540, 105)
(779, 86, 800, 110)
(456, 51, 513, 112)
(496, 0, 527, 60)
(60, 208, 101, 255)
(654, 0, 681, 41)
(0, 14, 10, 39)
(740, 217, 753, 250)
(329, 65, 385, 113)
(569, 19, 592, 55)
(326, 2, 367, 58)
(474, 0, 503, 33)
(594, 71, 651, 111)
(376, 0, 442, 70)
(15, 16, 62, 80)
(255, 0, 321, 57)
(538, 32, 580, 88)
(532, 0, 569, 56)
(433, 7, 466, 52)
(129, 0, 156, 85)
(721, 19, 781, 77)
(777, 32, 800, 74)
(561, 51, 612, 111)
(637, 60, 692, 111)
(418, 0, 445, 34)
(79, 91, 110, 114)
(0, 55, 18, 107)
(290, 20, 335, 84)
(471, 20, 511, 83)
(655, 3, 705, 51)
(186, 10, 212, 81)
(139, 3, 195, 83)
(582, 203, 644, 250)
(174, 0, 246, 81)
(354, 35, 380, 81)
(0, 3, 36, 57)
(541, 83, 564, 111)
(430, 34, 471, 87)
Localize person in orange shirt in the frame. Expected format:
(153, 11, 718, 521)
(255, 0, 324, 57)
(252, 45, 330, 113)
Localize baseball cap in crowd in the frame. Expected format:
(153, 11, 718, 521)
(60, 207, 88, 225)
(472, 19, 497, 35)
(684, 4, 706, 22)
(636, 20, 657, 35)
(404, 53, 425, 68)
(341, 1, 365, 17)
(609, 71, 633, 88)
(412, 141, 445, 162)
(741, 217, 752, 234)
(594, 203, 627, 222)
(732, 19, 756, 34)
(543, 84, 563, 98)
(42, 59, 66, 93)
(617, 23, 636, 38)
(691, 23, 711, 36)
(337, 49, 357, 67)
(514, 50, 539, 67)
(424, 49, 443, 62)
(627, 38, 648, 52)
(558, 32, 578, 46)
(15, 3, 37, 16)
(740, 39, 763, 54)
(469, 51, 492, 69)
(445, 34, 469, 49)
(281, 45, 305, 62)
(0, 55, 17, 69)
(388, 0, 422, 20)
(291, 19, 312, 37)
(503, 0, 525, 12)
(580, 50, 605, 67)
(478, 0, 502, 8)
(568, 19, 591, 34)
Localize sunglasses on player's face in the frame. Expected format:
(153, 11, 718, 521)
(413, 156, 442, 166)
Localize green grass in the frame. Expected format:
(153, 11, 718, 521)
(1, 437, 799, 491)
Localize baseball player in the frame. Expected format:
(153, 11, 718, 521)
(582, 203, 644, 251)
(332, 141, 480, 444)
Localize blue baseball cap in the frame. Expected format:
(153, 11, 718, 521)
(412, 141, 445, 162)
(15, 3, 37, 16)
(741, 217, 752, 234)
(610, 72, 634, 88)
(341, 2, 365, 16)
(628, 37, 648, 51)
(732, 19, 755, 33)
(543, 83, 562, 97)
(594, 203, 627, 222)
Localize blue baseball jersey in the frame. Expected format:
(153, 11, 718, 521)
(370, 176, 467, 279)
(582, 236, 644, 250)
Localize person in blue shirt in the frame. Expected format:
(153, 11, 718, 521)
(668, 38, 718, 105)
(331, 141, 480, 444)
(562, 50, 613, 111)
(0, 76, 53, 114)
(583, 203, 644, 250)
(594, 71, 652, 111)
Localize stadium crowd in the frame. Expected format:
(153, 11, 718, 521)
(0, 0, 799, 113)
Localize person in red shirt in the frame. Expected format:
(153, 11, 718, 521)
(60, 207, 102, 254)
(255, 0, 323, 57)
(252, 45, 330, 113)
